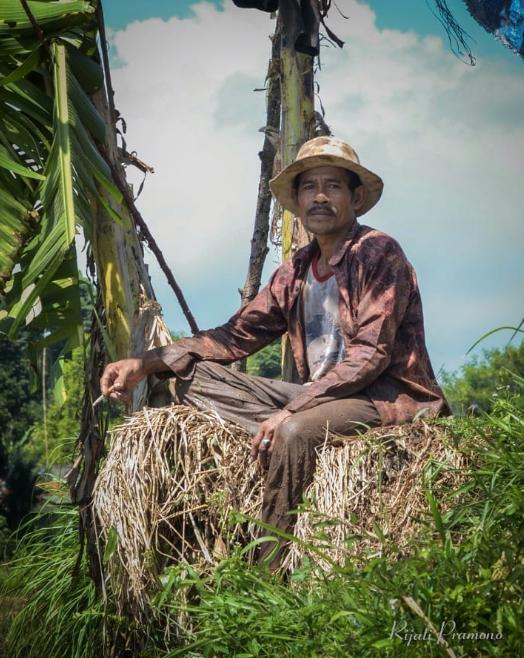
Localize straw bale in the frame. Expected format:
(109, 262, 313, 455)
(284, 423, 466, 571)
(93, 404, 260, 615)
(92, 404, 466, 615)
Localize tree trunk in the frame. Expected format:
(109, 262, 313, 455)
(278, 0, 315, 382)
(232, 21, 282, 373)
(69, 69, 173, 592)
(90, 88, 172, 409)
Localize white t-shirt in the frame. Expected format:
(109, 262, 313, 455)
(302, 251, 345, 381)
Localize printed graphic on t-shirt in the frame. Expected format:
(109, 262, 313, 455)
(302, 253, 345, 381)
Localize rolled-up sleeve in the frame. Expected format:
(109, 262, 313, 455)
(284, 243, 413, 413)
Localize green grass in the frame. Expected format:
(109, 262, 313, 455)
(1, 378, 523, 657)
(1, 506, 104, 658)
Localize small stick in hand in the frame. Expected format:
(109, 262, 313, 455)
(92, 387, 113, 409)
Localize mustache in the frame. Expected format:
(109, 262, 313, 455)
(307, 204, 337, 216)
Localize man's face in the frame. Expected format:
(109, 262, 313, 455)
(295, 166, 364, 238)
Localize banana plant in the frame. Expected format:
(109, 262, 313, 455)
(0, 0, 169, 401)
(276, 4, 315, 382)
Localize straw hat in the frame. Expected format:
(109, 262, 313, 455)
(269, 136, 384, 217)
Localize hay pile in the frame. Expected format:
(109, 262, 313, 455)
(93, 405, 259, 614)
(286, 424, 465, 570)
(93, 404, 466, 614)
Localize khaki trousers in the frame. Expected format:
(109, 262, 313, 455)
(170, 362, 381, 566)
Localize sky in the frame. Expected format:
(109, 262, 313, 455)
(100, 0, 524, 376)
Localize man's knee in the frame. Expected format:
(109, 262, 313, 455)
(274, 415, 308, 450)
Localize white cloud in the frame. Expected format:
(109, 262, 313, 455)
(110, 4, 272, 281)
(109, 1, 524, 371)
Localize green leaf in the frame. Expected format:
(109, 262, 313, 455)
(68, 46, 103, 95)
(467, 325, 524, 354)
(52, 42, 75, 246)
(0, 48, 40, 87)
(6, 77, 53, 117)
(103, 527, 118, 563)
(0, 87, 51, 127)
(69, 69, 106, 143)
(0, 144, 45, 179)
(0, 1, 95, 35)
(425, 487, 446, 543)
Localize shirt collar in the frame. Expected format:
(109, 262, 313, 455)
(328, 220, 362, 266)
(292, 220, 362, 274)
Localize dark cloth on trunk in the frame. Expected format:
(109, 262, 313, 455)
(232, 0, 322, 55)
(464, 0, 524, 57)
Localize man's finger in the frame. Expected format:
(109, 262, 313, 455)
(250, 437, 262, 462)
(113, 370, 132, 392)
(252, 426, 264, 445)
(100, 364, 118, 396)
(259, 450, 269, 470)
(250, 425, 266, 461)
(110, 390, 130, 403)
(258, 437, 272, 469)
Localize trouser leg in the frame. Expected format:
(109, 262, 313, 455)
(258, 396, 381, 567)
(171, 361, 302, 435)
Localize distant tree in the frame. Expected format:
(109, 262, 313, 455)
(247, 340, 282, 380)
(0, 331, 41, 448)
(0, 330, 41, 530)
(22, 278, 94, 466)
(442, 340, 524, 415)
(29, 348, 84, 465)
(171, 331, 188, 342)
(0, 279, 94, 528)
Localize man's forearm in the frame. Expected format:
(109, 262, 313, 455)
(142, 347, 174, 375)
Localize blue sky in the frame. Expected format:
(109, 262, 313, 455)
(101, 1, 523, 376)
(105, 0, 519, 62)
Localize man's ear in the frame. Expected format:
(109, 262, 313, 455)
(352, 185, 366, 213)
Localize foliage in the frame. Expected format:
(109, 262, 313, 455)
(0, 278, 94, 532)
(442, 340, 524, 414)
(0, 0, 122, 361)
(155, 381, 524, 657)
(25, 277, 95, 466)
(1, 378, 523, 657)
(0, 514, 11, 559)
(0, 330, 41, 531)
(28, 346, 84, 465)
(2, 505, 104, 658)
(0, 330, 42, 448)
(0, 440, 39, 538)
(247, 339, 281, 379)
(171, 330, 188, 342)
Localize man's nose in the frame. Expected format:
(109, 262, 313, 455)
(314, 189, 329, 202)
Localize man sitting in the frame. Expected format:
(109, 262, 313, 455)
(100, 136, 449, 565)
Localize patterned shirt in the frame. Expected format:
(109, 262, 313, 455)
(157, 221, 450, 426)
(302, 251, 345, 381)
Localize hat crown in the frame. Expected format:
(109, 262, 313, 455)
(296, 136, 361, 166)
(269, 135, 383, 218)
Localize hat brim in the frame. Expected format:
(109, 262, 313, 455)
(269, 154, 384, 217)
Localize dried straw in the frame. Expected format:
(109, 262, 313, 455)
(284, 423, 466, 571)
(93, 404, 261, 615)
(93, 405, 467, 615)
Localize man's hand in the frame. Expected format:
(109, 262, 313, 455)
(251, 409, 292, 469)
(100, 358, 148, 402)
